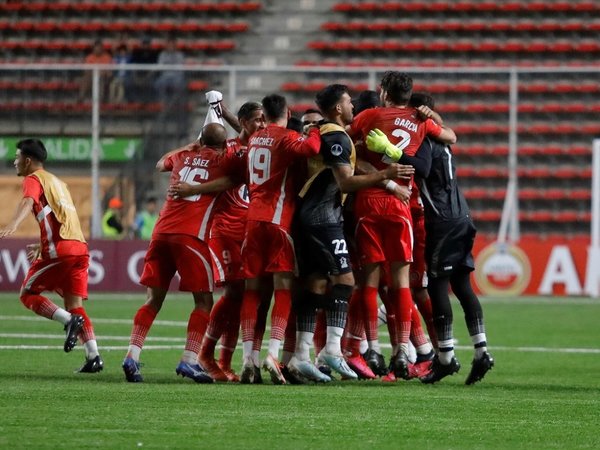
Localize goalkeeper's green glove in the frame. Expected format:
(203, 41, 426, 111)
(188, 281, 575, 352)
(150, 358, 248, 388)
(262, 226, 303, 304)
(366, 128, 402, 162)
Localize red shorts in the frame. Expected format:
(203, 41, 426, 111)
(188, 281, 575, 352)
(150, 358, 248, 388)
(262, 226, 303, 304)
(209, 235, 244, 285)
(241, 220, 296, 278)
(22, 255, 89, 299)
(354, 195, 413, 267)
(410, 213, 427, 289)
(140, 234, 215, 292)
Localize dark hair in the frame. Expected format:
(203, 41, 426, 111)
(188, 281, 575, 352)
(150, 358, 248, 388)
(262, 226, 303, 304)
(315, 84, 348, 114)
(303, 108, 322, 116)
(17, 138, 47, 163)
(286, 116, 303, 133)
(380, 71, 413, 105)
(409, 91, 435, 110)
(261, 94, 287, 121)
(146, 196, 157, 203)
(237, 101, 262, 121)
(353, 90, 380, 115)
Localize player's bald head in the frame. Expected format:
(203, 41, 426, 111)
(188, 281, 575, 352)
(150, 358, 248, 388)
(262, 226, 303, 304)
(200, 123, 227, 148)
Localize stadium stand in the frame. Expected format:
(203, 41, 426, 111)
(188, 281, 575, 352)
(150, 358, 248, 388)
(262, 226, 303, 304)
(0, 0, 597, 238)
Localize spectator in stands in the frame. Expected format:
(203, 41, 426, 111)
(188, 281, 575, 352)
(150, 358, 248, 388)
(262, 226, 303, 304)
(126, 36, 158, 102)
(79, 39, 112, 102)
(301, 108, 323, 135)
(133, 197, 158, 240)
(108, 43, 131, 104)
(102, 197, 125, 239)
(154, 36, 186, 105)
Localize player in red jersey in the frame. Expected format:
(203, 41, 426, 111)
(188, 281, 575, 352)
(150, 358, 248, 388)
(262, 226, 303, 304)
(175, 100, 266, 382)
(348, 71, 456, 379)
(122, 123, 241, 383)
(239, 93, 321, 384)
(0, 139, 103, 373)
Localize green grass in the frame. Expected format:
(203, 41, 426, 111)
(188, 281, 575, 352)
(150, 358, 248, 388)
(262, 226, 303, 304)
(1, 293, 599, 449)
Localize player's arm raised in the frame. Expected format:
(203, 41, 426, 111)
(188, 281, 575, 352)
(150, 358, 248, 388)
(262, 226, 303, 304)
(0, 196, 34, 238)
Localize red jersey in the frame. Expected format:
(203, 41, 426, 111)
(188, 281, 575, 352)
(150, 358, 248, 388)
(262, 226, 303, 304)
(349, 106, 442, 196)
(210, 137, 250, 239)
(22, 174, 87, 260)
(153, 143, 239, 241)
(246, 124, 320, 229)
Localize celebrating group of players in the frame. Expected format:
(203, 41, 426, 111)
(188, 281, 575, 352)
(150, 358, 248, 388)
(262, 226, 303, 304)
(121, 70, 495, 386)
(0, 70, 494, 386)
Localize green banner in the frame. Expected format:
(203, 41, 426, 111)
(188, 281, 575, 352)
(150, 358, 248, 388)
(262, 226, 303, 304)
(0, 137, 141, 162)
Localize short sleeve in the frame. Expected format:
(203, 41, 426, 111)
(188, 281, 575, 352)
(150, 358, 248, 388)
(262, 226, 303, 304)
(163, 153, 175, 171)
(22, 175, 43, 203)
(321, 131, 352, 166)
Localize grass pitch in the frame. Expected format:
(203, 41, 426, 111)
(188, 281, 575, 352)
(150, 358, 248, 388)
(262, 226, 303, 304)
(0, 293, 599, 449)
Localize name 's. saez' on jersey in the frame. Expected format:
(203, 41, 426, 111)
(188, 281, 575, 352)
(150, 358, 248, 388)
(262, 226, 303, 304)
(183, 156, 210, 167)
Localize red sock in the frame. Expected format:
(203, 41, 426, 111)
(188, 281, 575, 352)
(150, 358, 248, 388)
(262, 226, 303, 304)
(283, 310, 296, 354)
(205, 295, 229, 341)
(393, 287, 413, 346)
(219, 317, 240, 369)
(414, 294, 437, 348)
(69, 306, 96, 343)
(343, 288, 364, 356)
(314, 309, 326, 355)
(129, 304, 158, 349)
(20, 293, 58, 320)
(240, 289, 261, 343)
(362, 286, 379, 342)
(409, 303, 429, 348)
(380, 289, 398, 347)
(185, 308, 210, 354)
(270, 289, 291, 341)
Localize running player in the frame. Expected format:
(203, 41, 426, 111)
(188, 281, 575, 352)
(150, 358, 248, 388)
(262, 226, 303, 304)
(0, 139, 102, 373)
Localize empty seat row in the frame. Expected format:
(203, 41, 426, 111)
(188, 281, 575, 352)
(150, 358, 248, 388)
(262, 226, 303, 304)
(0, 19, 250, 34)
(453, 122, 600, 135)
(463, 188, 591, 201)
(456, 166, 593, 178)
(0, 39, 236, 53)
(333, 1, 599, 14)
(457, 144, 591, 156)
(471, 209, 592, 223)
(322, 19, 600, 34)
(307, 39, 600, 54)
(0, 1, 262, 14)
(0, 79, 208, 92)
(0, 100, 194, 114)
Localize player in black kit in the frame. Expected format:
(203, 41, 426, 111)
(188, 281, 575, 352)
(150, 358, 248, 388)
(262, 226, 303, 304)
(373, 92, 495, 385)
(287, 84, 409, 382)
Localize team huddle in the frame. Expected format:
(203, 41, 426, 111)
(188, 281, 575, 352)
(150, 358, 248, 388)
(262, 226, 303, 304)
(1, 71, 494, 386)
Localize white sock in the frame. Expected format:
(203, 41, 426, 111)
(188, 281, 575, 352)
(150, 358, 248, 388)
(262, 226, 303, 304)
(51, 308, 71, 326)
(84, 339, 99, 359)
(325, 326, 344, 356)
(242, 340, 253, 361)
(471, 333, 488, 358)
(295, 331, 313, 361)
(408, 341, 418, 363)
(438, 338, 455, 364)
(127, 345, 142, 362)
(416, 342, 433, 356)
(267, 339, 281, 359)
(181, 350, 197, 365)
(252, 349, 261, 366)
(359, 338, 369, 354)
(368, 339, 381, 354)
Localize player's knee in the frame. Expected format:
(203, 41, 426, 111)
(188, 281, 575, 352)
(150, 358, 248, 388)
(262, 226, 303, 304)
(19, 291, 36, 310)
(329, 283, 354, 309)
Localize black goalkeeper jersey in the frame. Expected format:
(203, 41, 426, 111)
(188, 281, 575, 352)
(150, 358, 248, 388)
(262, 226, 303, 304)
(297, 122, 356, 226)
(400, 136, 470, 224)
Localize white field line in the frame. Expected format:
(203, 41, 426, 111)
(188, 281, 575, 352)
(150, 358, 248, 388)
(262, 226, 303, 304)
(0, 332, 599, 354)
(0, 315, 186, 327)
